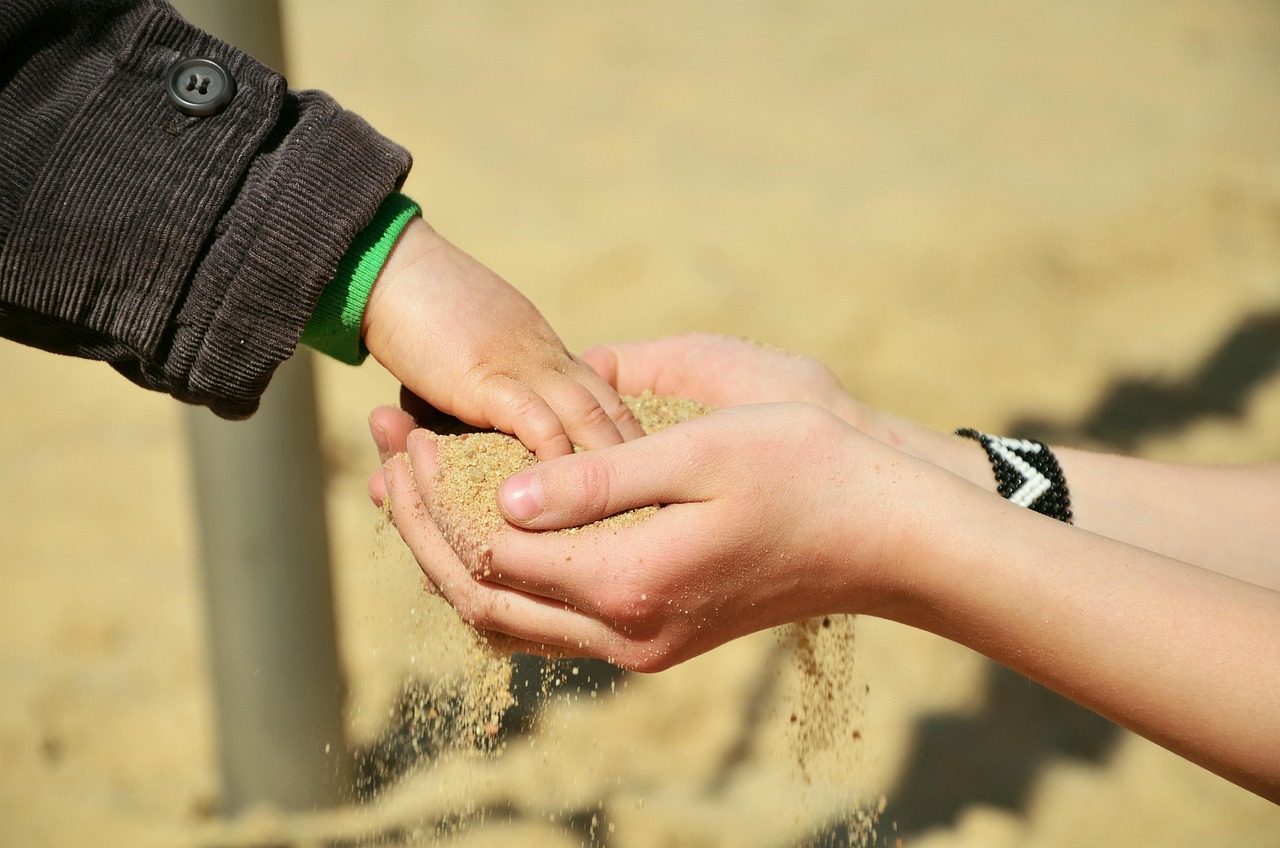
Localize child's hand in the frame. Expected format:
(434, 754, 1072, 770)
(361, 218, 644, 459)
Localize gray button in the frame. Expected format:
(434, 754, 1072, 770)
(165, 57, 236, 117)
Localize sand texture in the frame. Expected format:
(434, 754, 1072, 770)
(426, 392, 710, 547)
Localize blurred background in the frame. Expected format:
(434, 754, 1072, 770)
(3, 1, 1280, 845)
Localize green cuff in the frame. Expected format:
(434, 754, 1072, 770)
(301, 192, 421, 364)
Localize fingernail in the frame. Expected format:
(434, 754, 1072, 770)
(501, 471, 545, 523)
(369, 419, 390, 455)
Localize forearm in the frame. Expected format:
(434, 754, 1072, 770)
(876, 487, 1280, 801)
(843, 399, 1280, 589)
(1056, 451, 1280, 589)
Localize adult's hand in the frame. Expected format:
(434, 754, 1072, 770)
(581, 333, 855, 415)
(381, 402, 929, 671)
(583, 333, 1005, 492)
(361, 218, 644, 459)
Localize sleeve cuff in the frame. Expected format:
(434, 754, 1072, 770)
(300, 192, 421, 365)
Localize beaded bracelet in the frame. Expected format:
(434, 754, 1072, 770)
(955, 429, 1073, 524)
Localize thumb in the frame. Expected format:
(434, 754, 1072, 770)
(497, 457, 632, 531)
(497, 425, 711, 530)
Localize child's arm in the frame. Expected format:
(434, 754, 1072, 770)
(360, 217, 644, 459)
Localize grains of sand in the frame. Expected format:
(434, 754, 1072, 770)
(427, 391, 713, 556)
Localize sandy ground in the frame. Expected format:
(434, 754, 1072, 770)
(3, 1, 1280, 845)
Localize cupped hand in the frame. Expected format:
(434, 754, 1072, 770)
(361, 218, 644, 459)
(582, 333, 979, 471)
(581, 333, 854, 415)
(381, 402, 925, 671)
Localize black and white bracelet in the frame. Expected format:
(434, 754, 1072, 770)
(955, 429, 1073, 524)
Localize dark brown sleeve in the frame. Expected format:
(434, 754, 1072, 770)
(0, 0, 412, 418)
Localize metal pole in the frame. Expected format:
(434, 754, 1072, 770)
(174, 0, 352, 813)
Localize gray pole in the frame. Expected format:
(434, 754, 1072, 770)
(174, 0, 352, 813)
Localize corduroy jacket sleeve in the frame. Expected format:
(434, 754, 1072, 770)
(0, 0, 412, 418)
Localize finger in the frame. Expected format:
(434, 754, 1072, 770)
(368, 406, 422, 505)
(580, 341, 644, 394)
(386, 441, 624, 651)
(369, 405, 418, 462)
(587, 334, 809, 409)
(477, 629, 652, 670)
(469, 509, 731, 673)
(496, 416, 721, 530)
(368, 467, 389, 506)
(384, 445, 493, 602)
(460, 583, 628, 655)
(574, 361, 647, 442)
(535, 376, 639, 452)
(477, 375, 575, 461)
(404, 430, 719, 668)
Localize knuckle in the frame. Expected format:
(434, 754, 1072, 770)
(567, 456, 614, 516)
(476, 373, 560, 435)
(609, 398, 642, 433)
(510, 398, 558, 442)
(575, 399, 614, 433)
(465, 361, 501, 389)
(592, 587, 629, 623)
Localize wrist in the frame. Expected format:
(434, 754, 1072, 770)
(854, 404, 995, 491)
(360, 214, 439, 364)
(301, 192, 421, 364)
(868, 465, 1017, 631)
(814, 422, 944, 619)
